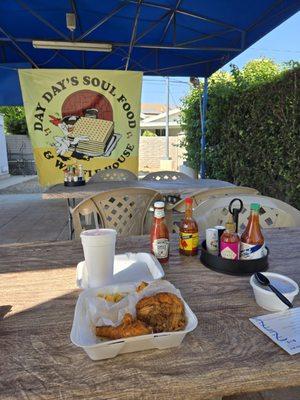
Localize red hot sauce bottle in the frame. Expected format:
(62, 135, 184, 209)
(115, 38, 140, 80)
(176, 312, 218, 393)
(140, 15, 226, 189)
(240, 203, 265, 260)
(150, 201, 170, 264)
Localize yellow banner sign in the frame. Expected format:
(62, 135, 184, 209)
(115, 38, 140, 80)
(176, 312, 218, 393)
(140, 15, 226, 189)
(18, 69, 143, 186)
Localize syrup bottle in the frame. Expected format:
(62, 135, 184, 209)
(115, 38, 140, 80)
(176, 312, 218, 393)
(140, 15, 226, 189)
(240, 203, 265, 260)
(150, 201, 169, 264)
(179, 197, 199, 256)
(220, 214, 240, 260)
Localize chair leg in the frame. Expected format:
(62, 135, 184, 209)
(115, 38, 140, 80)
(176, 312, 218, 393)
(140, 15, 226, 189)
(67, 198, 75, 240)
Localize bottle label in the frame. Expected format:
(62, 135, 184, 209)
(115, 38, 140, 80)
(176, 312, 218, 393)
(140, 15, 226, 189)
(220, 241, 239, 260)
(180, 232, 199, 251)
(240, 242, 265, 259)
(154, 209, 165, 218)
(152, 238, 169, 259)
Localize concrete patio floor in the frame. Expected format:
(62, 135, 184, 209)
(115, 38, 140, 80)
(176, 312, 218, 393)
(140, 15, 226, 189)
(0, 193, 68, 244)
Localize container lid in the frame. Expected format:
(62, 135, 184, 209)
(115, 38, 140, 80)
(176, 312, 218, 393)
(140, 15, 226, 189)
(250, 272, 299, 296)
(185, 197, 193, 205)
(251, 203, 260, 211)
(154, 201, 165, 208)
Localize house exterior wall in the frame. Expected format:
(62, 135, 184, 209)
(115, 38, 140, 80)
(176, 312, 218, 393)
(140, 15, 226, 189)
(4, 134, 187, 175)
(5, 134, 36, 175)
(138, 135, 185, 172)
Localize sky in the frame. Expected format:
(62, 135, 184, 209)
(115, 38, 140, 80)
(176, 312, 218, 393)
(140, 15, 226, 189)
(141, 12, 300, 107)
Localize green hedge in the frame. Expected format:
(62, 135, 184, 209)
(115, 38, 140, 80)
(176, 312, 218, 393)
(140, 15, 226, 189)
(180, 60, 300, 210)
(0, 106, 28, 135)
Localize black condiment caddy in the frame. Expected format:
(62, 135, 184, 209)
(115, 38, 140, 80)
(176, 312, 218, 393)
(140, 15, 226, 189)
(200, 198, 269, 276)
(200, 240, 269, 276)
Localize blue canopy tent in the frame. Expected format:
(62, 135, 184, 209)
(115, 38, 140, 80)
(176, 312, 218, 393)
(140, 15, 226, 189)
(0, 0, 299, 176)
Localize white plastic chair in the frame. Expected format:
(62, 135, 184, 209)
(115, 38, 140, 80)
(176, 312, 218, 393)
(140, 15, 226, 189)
(193, 195, 300, 234)
(142, 170, 193, 181)
(72, 187, 158, 238)
(88, 169, 137, 183)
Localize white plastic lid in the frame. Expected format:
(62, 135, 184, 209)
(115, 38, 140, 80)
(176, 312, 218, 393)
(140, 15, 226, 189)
(80, 229, 117, 246)
(250, 272, 299, 296)
(154, 201, 165, 208)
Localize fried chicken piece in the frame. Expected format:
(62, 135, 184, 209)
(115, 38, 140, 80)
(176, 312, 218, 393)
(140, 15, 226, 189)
(136, 292, 186, 333)
(136, 281, 149, 293)
(95, 313, 152, 340)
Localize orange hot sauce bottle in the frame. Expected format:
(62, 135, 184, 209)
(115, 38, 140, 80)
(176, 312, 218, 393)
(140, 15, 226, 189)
(179, 197, 199, 256)
(240, 203, 265, 260)
(150, 201, 169, 264)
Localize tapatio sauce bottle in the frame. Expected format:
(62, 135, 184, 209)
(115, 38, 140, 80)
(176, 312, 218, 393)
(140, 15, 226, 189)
(179, 197, 199, 256)
(150, 201, 169, 264)
(240, 203, 265, 259)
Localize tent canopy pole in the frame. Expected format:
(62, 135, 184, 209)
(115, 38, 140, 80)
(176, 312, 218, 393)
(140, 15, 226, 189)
(200, 76, 208, 179)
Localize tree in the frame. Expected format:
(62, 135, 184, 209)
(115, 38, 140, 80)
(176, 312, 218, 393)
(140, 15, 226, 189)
(0, 106, 28, 135)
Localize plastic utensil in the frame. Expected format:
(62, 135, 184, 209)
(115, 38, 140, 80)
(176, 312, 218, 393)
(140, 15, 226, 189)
(255, 272, 293, 308)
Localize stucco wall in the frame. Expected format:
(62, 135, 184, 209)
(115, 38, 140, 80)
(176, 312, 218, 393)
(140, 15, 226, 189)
(5, 135, 36, 175)
(138, 135, 185, 172)
(4, 134, 186, 174)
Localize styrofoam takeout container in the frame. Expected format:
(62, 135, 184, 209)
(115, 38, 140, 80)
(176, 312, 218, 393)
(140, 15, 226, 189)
(70, 282, 198, 360)
(76, 252, 165, 289)
(250, 272, 299, 311)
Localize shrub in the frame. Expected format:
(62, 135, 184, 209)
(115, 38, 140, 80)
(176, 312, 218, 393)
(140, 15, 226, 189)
(180, 59, 300, 209)
(0, 106, 28, 135)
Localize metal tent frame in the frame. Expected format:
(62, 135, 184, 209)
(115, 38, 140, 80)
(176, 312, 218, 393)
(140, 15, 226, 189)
(0, 0, 299, 176)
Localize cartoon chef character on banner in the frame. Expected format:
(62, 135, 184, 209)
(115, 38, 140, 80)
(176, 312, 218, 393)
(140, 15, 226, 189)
(50, 114, 90, 160)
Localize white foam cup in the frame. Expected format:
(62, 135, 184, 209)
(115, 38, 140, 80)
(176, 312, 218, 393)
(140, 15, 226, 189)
(80, 229, 117, 288)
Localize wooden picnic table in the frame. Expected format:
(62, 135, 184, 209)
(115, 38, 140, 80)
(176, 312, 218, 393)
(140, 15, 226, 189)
(1, 227, 300, 399)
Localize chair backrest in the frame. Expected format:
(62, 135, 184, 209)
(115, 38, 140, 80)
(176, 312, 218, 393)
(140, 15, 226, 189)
(193, 195, 300, 234)
(72, 188, 158, 238)
(172, 186, 260, 212)
(88, 169, 137, 183)
(142, 170, 193, 181)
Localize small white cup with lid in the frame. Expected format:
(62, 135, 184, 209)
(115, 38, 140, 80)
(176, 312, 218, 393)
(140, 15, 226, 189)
(250, 272, 299, 312)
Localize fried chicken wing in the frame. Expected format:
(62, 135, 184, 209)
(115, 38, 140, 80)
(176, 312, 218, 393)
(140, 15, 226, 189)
(136, 292, 186, 333)
(95, 313, 152, 340)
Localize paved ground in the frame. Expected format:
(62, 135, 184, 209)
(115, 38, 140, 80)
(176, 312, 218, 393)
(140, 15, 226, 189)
(0, 194, 68, 244)
(0, 175, 43, 194)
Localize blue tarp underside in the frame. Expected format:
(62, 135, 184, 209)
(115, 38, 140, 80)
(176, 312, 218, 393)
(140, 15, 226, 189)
(0, 0, 299, 104)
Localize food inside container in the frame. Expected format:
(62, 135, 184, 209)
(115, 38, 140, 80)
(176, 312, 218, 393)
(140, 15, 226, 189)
(70, 280, 198, 360)
(250, 272, 299, 311)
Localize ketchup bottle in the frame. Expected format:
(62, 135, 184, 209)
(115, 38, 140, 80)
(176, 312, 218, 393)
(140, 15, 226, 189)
(150, 201, 169, 264)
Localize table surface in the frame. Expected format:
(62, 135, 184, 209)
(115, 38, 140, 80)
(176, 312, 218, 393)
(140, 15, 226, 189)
(42, 178, 235, 200)
(1, 228, 300, 400)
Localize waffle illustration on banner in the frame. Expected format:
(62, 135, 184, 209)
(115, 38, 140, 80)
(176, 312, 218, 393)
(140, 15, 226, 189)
(49, 90, 121, 161)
